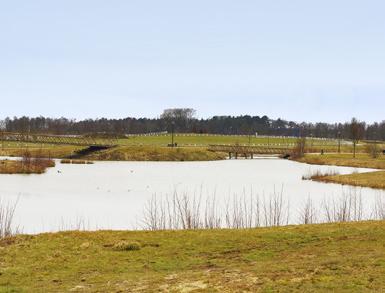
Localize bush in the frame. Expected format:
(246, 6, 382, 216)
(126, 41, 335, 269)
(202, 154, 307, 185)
(366, 144, 380, 159)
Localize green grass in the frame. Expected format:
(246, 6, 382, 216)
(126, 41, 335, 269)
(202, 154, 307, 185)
(1, 221, 385, 292)
(0, 143, 84, 159)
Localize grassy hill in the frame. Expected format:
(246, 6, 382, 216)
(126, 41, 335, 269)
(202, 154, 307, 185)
(1, 221, 385, 292)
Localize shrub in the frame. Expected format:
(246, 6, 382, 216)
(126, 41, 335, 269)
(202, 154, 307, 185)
(366, 143, 380, 159)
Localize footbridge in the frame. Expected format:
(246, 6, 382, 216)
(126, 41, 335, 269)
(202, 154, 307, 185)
(208, 144, 293, 159)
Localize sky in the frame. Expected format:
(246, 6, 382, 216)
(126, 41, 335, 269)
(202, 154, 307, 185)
(0, 0, 384, 123)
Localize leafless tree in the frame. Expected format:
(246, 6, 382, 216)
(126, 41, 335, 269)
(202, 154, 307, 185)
(292, 136, 307, 158)
(350, 118, 365, 158)
(0, 120, 5, 151)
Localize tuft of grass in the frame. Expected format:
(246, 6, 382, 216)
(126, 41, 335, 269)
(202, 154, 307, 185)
(302, 169, 340, 180)
(112, 240, 141, 251)
(0, 199, 18, 239)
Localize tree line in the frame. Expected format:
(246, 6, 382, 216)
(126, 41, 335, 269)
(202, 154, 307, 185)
(0, 109, 384, 140)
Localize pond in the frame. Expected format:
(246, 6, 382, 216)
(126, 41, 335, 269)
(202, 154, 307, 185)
(0, 158, 383, 233)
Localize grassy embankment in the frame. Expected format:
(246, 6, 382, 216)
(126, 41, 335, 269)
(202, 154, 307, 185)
(84, 146, 227, 161)
(1, 221, 385, 292)
(296, 154, 385, 189)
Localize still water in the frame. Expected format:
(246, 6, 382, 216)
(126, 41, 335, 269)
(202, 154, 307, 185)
(0, 158, 382, 233)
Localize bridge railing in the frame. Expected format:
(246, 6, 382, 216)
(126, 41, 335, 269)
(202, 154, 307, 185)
(207, 144, 293, 154)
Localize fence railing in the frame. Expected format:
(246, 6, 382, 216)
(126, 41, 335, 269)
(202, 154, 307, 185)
(0, 132, 118, 147)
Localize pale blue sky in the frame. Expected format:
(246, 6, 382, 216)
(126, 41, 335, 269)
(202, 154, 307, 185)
(1, 0, 384, 122)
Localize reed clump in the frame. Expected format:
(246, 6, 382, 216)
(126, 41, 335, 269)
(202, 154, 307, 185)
(60, 159, 94, 164)
(302, 169, 340, 180)
(141, 188, 382, 230)
(0, 198, 18, 239)
(0, 151, 55, 174)
(141, 189, 290, 230)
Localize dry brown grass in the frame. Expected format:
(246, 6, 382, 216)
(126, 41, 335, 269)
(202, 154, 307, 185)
(315, 171, 385, 190)
(302, 169, 340, 180)
(295, 153, 385, 169)
(0, 159, 55, 174)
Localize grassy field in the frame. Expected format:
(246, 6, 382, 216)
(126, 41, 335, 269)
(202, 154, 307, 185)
(118, 134, 351, 151)
(0, 142, 84, 159)
(0, 221, 384, 292)
(0, 135, 382, 166)
(0, 134, 363, 161)
(119, 134, 303, 146)
(296, 154, 385, 189)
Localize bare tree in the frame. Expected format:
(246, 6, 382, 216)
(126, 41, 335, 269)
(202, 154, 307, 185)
(160, 108, 196, 133)
(350, 118, 365, 158)
(0, 120, 5, 151)
(292, 135, 306, 158)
